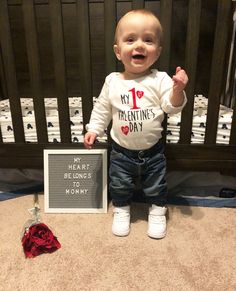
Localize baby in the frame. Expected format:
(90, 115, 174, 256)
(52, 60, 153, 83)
(84, 9, 188, 238)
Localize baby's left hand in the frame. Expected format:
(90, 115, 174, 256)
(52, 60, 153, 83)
(172, 67, 188, 92)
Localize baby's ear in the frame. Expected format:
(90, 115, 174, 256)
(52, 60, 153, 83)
(113, 45, 121, 60)
(157, 46, 162, 58)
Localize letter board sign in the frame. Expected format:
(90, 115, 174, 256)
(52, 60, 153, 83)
(44, 149, 107, 213)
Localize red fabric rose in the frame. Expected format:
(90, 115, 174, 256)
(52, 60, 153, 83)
(22, 223, 61, 258)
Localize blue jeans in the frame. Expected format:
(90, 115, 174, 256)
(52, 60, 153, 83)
(109, 141, 167, 207)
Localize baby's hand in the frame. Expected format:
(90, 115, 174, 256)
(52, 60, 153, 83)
(84, 132, 98, 149)
(172, 67, 188, 92)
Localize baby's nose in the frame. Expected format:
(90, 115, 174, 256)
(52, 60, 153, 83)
(135, 39, 144, 49)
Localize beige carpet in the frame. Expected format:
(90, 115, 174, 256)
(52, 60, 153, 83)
(0, 194, 235, 291)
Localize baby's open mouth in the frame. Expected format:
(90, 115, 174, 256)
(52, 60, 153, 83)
(132, 54, 145, 59)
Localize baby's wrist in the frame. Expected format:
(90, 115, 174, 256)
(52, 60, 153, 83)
(173, 87, 185, 95)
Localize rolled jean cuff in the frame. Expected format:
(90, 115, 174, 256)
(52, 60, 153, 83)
(112, 200, 131, 207)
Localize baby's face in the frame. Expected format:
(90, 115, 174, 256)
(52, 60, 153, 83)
(114, 13, 162, 79)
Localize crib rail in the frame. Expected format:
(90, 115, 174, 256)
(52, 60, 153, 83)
(0, 0, 236, 170)
(0, 142, 236, 172)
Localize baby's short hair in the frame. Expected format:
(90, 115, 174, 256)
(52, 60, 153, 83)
(114, 9, 163, 45)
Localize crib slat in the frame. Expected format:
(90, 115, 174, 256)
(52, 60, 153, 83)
(0, 0, 25, 143)
(104, 0, 117, 75)
(50, 0, 71, 143)
(158, 0, 172, 143)
(205, 0, 232, 144)
(22, 0, 48, 143)
(179, 0, 201, 144)
(230, 102, 236, 144)
(132, 0, 144, 9)
(104, 0, 116, 142)
(228, 43, 236, 108)
(0, 51, 8, 100)
(0, 53, 3, 141)
(159, 0, 172, 72)
(229, 16, 236, 144)
(76, 0, 93, 131)
(0, 125, 2, 143)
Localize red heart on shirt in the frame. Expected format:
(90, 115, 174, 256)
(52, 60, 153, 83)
(136, 91, 144, 98)
(121, 126, 129, 135)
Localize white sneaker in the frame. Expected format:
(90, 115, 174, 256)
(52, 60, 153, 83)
(112, 206, 130, 236)
(148, 205, 167, 239)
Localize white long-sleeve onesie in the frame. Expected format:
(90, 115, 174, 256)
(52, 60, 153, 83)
(86, 69, 187, 150)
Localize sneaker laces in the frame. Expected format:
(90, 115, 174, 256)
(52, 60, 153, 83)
(113, 211, 130, 222)
(149, 214, 166, 225)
